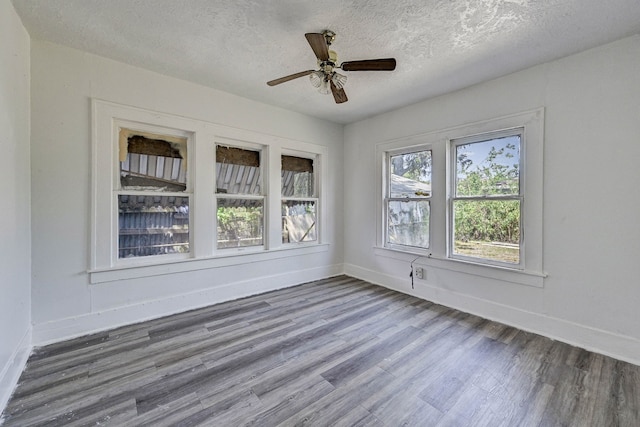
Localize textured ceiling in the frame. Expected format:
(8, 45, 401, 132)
(12, 0, 640, 124)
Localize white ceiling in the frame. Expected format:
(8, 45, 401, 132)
(12, 0, 640, 124)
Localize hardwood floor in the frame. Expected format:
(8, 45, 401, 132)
(2, 275, 639, 426)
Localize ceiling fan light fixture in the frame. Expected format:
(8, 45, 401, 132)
(309, 71, 324, 88)
(331, 72, 347, 89)
(310, 71, 331, 95)
(317, 79, 331, 95)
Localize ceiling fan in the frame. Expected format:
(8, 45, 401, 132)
(267, 30, 396, 104)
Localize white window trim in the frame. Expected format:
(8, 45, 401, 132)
(375, 108, 545, 287)
(91, 99, 327, 283)
(113, 121, 194, 266)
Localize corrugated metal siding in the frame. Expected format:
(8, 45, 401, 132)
(121, 153, 186, 188)
(215, 163, 261, 195)
(117, 196, 189, 258)
(118, 157, 316, 255)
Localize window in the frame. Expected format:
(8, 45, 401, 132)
(385, 149, 432, 250)
(215, 145, 264, 249)
(376, 109, 544, 284)
(281, 155, 317, 243)
(450, 129, 522, 267)
(117, 129, 191, 260)
(91, 100, 328, 282)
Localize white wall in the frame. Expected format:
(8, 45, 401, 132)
(30, 40, 344, 344)
(0, 0, 32, 413)
(344, 35, 640, 364)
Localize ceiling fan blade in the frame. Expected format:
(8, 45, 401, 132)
(340, 58, 396, 71)
(330, 80, 348, 104)
(305, 33, 329, 61)
(267, 70, 315, 86)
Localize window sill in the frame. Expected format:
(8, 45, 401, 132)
(89, 243, 329, 284)
(374, 247, 546, 288)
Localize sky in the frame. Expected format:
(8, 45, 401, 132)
(456, 134, 520, 175)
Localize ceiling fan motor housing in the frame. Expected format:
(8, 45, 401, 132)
(319, 50, 338, 73)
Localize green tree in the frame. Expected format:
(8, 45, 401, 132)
(454, 141, 520, 245)
(391, 151, 431, 183)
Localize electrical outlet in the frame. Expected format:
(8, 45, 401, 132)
(415, 267, 424, 280)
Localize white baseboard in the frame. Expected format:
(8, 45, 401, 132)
(345, 263, 640, 366)
(33, 264, 344, 346)
(0, 327, 32, 418)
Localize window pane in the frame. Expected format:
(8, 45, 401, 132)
(282, 156, 314, 198)
(390, 150, 431, 198)
(217, 198, 263, 249)
(455, 135, 520, 197)
(216, 146, 261, 195)
(120, 134, 187, 192)
(282, 201, 316, 243)
(453, 199, 520, 264)
(118, 195, 189, 258)
(387, 200, 430, 248)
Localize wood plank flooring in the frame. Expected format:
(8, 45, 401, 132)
(2, 275, 639, 426)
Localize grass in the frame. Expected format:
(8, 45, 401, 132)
(454, 240, 519, 264)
